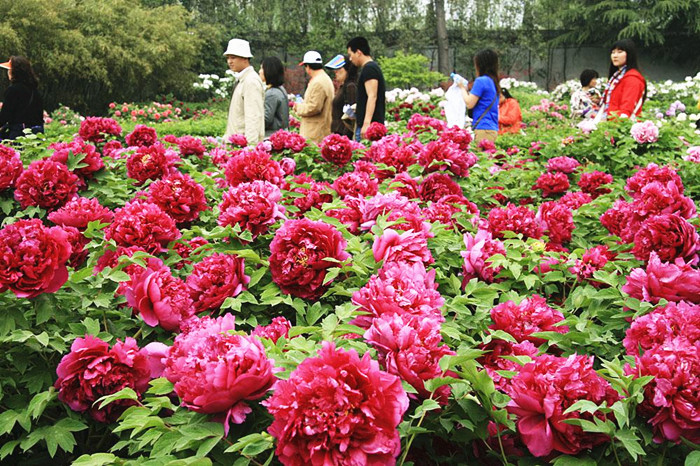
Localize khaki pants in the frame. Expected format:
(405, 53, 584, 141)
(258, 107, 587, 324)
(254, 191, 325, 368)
(474, 129, 498, 147)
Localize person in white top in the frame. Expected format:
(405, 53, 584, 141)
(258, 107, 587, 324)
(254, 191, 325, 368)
(223, 39, 265, 145)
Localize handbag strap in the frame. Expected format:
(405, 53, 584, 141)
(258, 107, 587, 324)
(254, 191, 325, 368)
(473, 95, 496, 129)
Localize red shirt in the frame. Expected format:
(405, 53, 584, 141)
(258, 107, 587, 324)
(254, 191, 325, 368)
(607, 69, 646, 118)
(498, 98, 522, 134)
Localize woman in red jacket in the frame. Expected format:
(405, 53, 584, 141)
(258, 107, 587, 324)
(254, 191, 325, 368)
(498, 88, 522, 134)
(600, 39, 646, 119)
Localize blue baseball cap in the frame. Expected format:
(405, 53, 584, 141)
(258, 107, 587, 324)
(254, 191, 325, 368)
(324, 54, 345, 70)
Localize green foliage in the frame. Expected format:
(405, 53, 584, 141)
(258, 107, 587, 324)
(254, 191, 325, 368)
(378, 52, 447, 90)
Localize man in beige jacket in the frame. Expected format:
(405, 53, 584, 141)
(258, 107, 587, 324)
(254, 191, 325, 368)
(223, 39, 265, 146)
(294, 51, 334, 144)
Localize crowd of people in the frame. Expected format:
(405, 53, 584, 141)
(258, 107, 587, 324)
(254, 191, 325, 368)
(0, 38, 654, 143)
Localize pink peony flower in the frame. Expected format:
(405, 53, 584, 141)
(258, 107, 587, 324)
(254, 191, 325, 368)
(418, 172, 463, 203)
(487, 203, 543, 240)
(218, 180, 286, 239)
(600, 199, 635, 241)
(269, 219, 349, 300)
(439, 125, 473, 150)
(537, 201, 574, 245)
(105, 199, 181, 254)
(365, 121, 387, 141)
(388, 172, 420, 199)
(126, 143, 180, 185)
(625, 163, 684, 198)
(252, 316, 293, 343)
(533, 172, 570, 197)
(0, 144, 23, 191)
(631, 213, 699, 263)
(0, 219, 72, 298)
(418, 139, 477, 177)
(78, 117, 122, 143)
(364, 313, 455, 403)
(48, 138, 104, 187)
(320, 133, 354, 166)
(224, 148, 284, 187)
(185, 253, 250, 313)
(55, 336, 150, 423)
(176, 135, 206, 158)
(284, 174, 332, 217)
(489, 295, 568, 345)
(406, 113, 446, 133)
(227, 133, 248, 147)
(365, 133, 421, 173)
(48, 196, 114, 229)
(569, 245, 617, 286)
(623, 252, 700, 304)
(683, 146, 700, 163)
(630, 120, 659, 144)
(264, 342, 409, 466)
(461, 230, 506, 285)
(101, 140, 124, 158)
(147, 172, 209, 224)
(629, 180, 696, 226)
(269, 130, 307, 153)
(332, 171, 378, 199)
(546, 156, 580, 174)
(373, 228, 433, 265)
(623, 301, 700, 356)
(280, 157, 296, 175)
(507, 354, 621, 457)
(163, 315, 276, 432)
(14, 159, 79, 211)
(351, 262, 444, 329)
(361, 192, 430, 236)
(577, 171, 613, 198)
(125, 125, 158, 147)
(477, 339, 539, 391)
(558, 191, 592, 210)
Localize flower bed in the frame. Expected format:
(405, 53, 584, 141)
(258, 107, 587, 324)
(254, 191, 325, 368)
(0, 79, 699, 465)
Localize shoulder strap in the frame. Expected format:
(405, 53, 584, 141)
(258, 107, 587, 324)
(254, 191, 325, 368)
(473, 96, 496, 129)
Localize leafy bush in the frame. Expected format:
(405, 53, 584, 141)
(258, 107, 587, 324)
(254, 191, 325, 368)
(379, 52, 446, 90)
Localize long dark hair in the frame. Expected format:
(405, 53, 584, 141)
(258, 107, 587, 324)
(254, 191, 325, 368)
(9, 56, 38, 89)
(473, 49, 500, 96)
(342, 56, 359, 91)
(608, 39, 641, 78)
(261, 56, 285, 88)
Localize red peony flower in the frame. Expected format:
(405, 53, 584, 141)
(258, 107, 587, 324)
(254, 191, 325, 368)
(623, 301, 699, 356)
(419, 172, 463, 203)
(14, 159, 79, 210)
(55, 336, 150, 423)
(60, 225, 90, 268)
(48, 196, 114, 229)
(418, 139, 477, 177)
(569, 245, 617, 286)
(185, 253, 250, 313)
(0, 144, 23, 191)
(173, 236, 209, 268)
(105, 199, 181, 254)
(218, 180, 286, 239)
(477, 339, 539, 391)
(263, 342, 409, 466)
(163, 315, 276, 432)
(125, 262, 194, 331)
(351, 261, 444, 329)
(388, 172, 420, 199)
(546, 156, 580, 174)
(126, 143, 180, 185)
(461, 230, 506, 285)
(490, 295, 568, 345)
(269, 130, 307, 153)
(558, 191, 592, 210)
(320, 133, 354, 166)
(177, 135, 206, 158)
(407, 113, 446, 133)
(0, 219, 72, 298)
(147, 172, 209, 224)
(365, 133, 421, 173)
(284, 174, 332, 217)
(269, 218, 349, 300)
(361, 192, 430, 236)
(227, 133, 248, 147)
(600, 199, 635, 241)
(629, 180, 697, 227)
(631, 213, 699, 263)
(102, 140, 124, 158)
(365, 313, 455, 403)
(332, 171, 378, 199)
(365, 121, 387, 141)
(506, 354, 620, 457)
(224, 148, 284, 187)
(252, 316, 293, 343)
(533, 172, 570, 197)
(49, 138, 104, 187)
(487, 203, 543, 240)
(577, 171, 613, 198)
(78, 117, 122, 143)
(622, 252, 700, 304)
(325, 196, 365, 234)
(537, 201, 574, 245)
(439, 125, 473, 151)
(373, 228, 434, 265)
(479, 139, 497, 152)
(625, 163, 684, 199)
(125, 125, 158, 147)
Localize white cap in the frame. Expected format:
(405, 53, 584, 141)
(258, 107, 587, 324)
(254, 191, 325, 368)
(223, 39, 253, 58)
(300, 51, 323, 66)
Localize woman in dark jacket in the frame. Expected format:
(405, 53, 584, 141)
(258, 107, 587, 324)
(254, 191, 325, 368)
(259, 56, 289, 138)
(0, 56, 44, 140)
(325, 54, 358, 138)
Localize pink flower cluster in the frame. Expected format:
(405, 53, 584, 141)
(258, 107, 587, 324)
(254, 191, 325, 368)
(48, 196, 113, 229)
(14, 159, 79, 210)
(489, 295, 568, 345)
(487, 203, 543, 240)
(105, 199, 181, 254)
(269, 129, 307, 153)
(0, 144, 23, 191)
(461, 230, 506, 285)
(148, 172, 208, 224)
(373, 228, 433, 266)
(418, 139, 477, 177)
(218, 180, 286, 239)
(630, 120, 660, 144)
(186, 253, 250, 313)
(224, 148, 284, 187)
(78, 117, 123, 143)
(546, 156, 580, 174)
(623, 252, 700, 304)
(320, 133, 354, 166)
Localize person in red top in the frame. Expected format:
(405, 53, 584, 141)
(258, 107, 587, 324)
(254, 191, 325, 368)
(600, 39, 646, 119)
(498, 88, 522, 134)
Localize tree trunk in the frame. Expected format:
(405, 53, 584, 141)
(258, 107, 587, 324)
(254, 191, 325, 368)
(434, 0, 450, 74)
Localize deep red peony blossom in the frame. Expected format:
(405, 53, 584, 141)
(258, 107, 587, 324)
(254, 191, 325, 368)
(185, 253, 250, 313)
(147, 172, 209, 224)
(173, 236, 209, 268)
(558, 191, 592, 210)
(60, 225, 90, 268)
(325, 195, 365, 234)
(365, 121, 387, 141)
(407, 113, 446, 133)
(546, 156, 580, 174)
(269, 130, 307, 153)
(126, 143, 180, 185)
(0, 144, 23, 191)
(284, 174, 332, 217)
(332, 171, 378, 199)
(600, 199, 635, 241)
(361, 192, 430, 236)
(533, 172, 570, 197)
(49, 138, 104, 187)
(252, 316, 293, 343)
(477, 339, 539, 391)
(487, 203, 543, 240)
(320, 133, 354, 166)
(55, 336, 151, 423)
(48, 196, 114, 229)
(577, 171, 613, 198)
(125, 262, 194, 331)
(418, 139, 477, 177)
(263, 342, 409, 466)
(102, 140, 124, 158)
(622, 252, 700, 304)
(489, 295, 568, 345)
(506, 354, 620, 457)
(269, 218, 349, 300)
(631, 213, 699, 263)
(419, 172, 463, 203)
(105, 199, 181, 254)
(461, 230, 506, 285)
(623, 301, 700, 356)
(163, 315, 277, 432)
(227, 133, 248, 147)
(365, 133, 421, 173)
(629, 180, 697, 228)
(439, 125, 473, 151)
(569, 245, 617, 286)
(364, 313, 455, 403)
(537, 201, 574, 245)
(388, 172, 420, 199)
(224, 148, 284, 187)
(373, 228, 434, 265)
(352, 261, 444, 329)
(0, 219, 72, 298)
(625, 163, 684, 199)
(218, 180, 286, 239)
(625, 337, 700, 444)
(125, 124, 158, 147)
(14, 159, 79, 210)
(78, 117, 122, 143)
(177, 135, 206, 158)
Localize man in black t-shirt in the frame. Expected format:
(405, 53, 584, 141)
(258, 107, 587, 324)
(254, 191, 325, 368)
(347, 37, 385, 141)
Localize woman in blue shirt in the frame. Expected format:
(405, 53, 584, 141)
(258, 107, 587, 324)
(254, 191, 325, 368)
(457, 49, 500, 147)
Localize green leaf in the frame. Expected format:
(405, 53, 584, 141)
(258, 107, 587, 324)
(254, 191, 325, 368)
(226, 433, 274, 456)
(28, 389, 56, 420)
(615, 429, 645, 461)
(411, 399, 441, 419)
(563, 400, 600, 415)
(72, 453, 119, 466)
(552, 455, 596, 466)
(686, 451, 700, 466)
(147, 378, 175, 396)
(96, 387, 138, 409)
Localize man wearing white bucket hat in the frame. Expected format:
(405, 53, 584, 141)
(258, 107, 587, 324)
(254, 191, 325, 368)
(293, 51, 334, 144)
(223, 38, 264, 145)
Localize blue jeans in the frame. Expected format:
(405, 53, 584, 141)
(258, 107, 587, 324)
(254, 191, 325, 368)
(354, 125, 361, 142)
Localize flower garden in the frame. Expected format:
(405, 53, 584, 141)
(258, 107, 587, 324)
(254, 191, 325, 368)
(1, 75, 700, 466)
